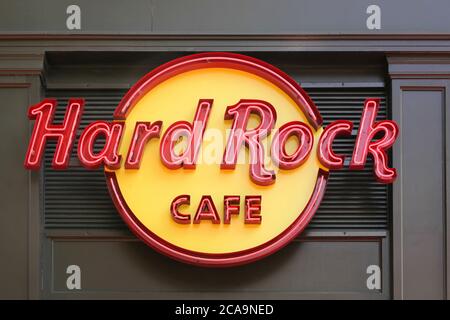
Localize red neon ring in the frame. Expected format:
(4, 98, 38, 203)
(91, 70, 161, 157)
(106, 52, 328, 267)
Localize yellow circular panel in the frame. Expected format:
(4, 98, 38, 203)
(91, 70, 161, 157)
(111, 67, 324, 254)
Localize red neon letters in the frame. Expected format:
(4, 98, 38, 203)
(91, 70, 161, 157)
(193, 196, 221, 224)
(350, 99, 399, 183)
(224, 196, 240, 224)
(271, 121, 313, 170)
(24, 98, 399, 184)
(318, 120, 353, 170)
(125, 121, 162, 169)
(170, 194, 191, 224)
(24, 99, 83, 170)
(160, 99, 212, 169)
(77, 121, 124, 170)
(245, 195, 262, 224)
(170, 195, 262, 224)
(221, 99, 277, 186)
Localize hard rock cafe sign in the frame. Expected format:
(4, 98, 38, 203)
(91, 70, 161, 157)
(24, 53, 399, 267)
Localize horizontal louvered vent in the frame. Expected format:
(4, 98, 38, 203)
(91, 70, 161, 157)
(44, 91, 126, 229)
(44, 88, 389, 230)
(307, 88, 388, 229)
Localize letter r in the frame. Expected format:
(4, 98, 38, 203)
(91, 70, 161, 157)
(221, 99, 277, 186)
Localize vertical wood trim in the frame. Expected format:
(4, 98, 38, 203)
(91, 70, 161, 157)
(391, 78, 449, 299)
(445, 81, 450, 300)
(0, 53, 44, 299)
(27, 76, 43, 299)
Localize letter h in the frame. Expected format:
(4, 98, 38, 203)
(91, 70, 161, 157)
(24, 99, 84, 170)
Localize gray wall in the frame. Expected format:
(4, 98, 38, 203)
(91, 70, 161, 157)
(1, 0, 450, 34)
(0, 0, 450, 300)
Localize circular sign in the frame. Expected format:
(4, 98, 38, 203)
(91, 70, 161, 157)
(105, 52, 328, 267)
